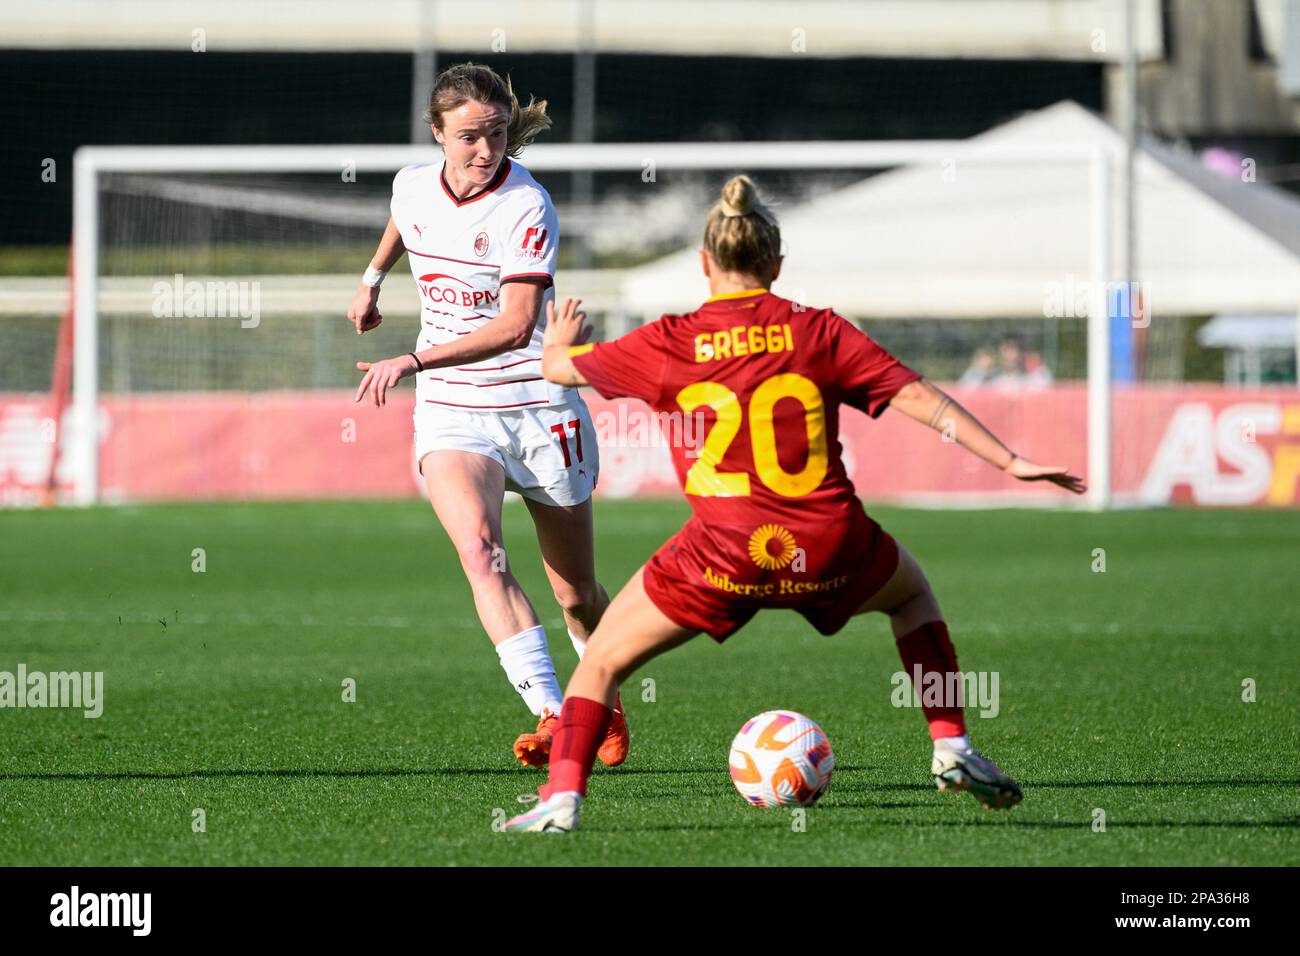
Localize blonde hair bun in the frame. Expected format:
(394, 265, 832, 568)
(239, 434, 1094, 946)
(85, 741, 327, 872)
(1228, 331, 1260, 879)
(720, 175, 757, 217)
(703, 175, 781, 274)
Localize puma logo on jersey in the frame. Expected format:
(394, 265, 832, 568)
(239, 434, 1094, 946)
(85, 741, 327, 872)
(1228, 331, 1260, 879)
(412, 224, 425, 239)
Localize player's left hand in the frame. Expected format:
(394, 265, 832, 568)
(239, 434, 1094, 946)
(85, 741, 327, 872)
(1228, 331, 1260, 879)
(1004, 455, 1087, 494)
(354, 355, 420, 407)
(544, 297, 593, 349)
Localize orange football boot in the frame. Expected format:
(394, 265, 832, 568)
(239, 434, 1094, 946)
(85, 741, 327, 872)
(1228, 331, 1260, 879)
(513, 709, 559, 768)
(597, 695, 630, 767)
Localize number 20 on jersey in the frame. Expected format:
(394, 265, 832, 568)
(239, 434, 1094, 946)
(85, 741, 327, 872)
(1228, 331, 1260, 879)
(676, 373, 829, 499)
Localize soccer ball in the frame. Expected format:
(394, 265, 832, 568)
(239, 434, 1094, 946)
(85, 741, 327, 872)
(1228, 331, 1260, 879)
(728, 710, 834, 807)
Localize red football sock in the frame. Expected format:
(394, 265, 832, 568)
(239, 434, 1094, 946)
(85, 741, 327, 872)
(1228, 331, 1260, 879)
(895, 620, 966, 741)
(540, 695, 612, 800)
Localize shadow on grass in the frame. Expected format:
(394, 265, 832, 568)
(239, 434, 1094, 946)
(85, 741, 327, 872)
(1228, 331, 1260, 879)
(0, 766, 719, 782)
(613, 815, 1300, 834)
(1018, 779, 1300, 789)
(867, 779, 1300, 791)
(3, 767, 1296, 791)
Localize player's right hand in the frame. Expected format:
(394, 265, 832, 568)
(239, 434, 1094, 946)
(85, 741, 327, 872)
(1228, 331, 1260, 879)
(354, 354, 418, 407)
(348, 285, 383, 334)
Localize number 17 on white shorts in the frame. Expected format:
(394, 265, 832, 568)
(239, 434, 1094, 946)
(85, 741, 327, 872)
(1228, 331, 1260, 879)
(414, 398, 599, 507)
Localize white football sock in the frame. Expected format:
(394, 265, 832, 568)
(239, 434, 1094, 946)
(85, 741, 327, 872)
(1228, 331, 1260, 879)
(936, 734, 972, 752)
(495, 625, 563, 716)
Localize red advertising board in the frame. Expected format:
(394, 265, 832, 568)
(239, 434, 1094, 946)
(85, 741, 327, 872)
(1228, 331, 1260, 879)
(3, 385, 1298, 507)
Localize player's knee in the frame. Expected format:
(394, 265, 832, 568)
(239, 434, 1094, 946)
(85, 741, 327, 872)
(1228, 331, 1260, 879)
(891, 586, 942, 634)
(580, 633, 632, 684)
(551, 578, 601, 618)
(454, 535, 508, 582)
(576, 649, 617, 687)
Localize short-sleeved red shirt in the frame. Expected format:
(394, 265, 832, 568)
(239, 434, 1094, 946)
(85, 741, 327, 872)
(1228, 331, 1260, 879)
(571, 289, 920, 638)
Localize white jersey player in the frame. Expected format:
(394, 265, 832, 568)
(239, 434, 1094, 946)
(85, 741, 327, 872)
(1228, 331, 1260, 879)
(347, 63, 628, 769)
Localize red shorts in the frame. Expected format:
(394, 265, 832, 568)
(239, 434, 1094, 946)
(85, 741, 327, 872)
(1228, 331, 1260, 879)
(642, 511, 900, 642)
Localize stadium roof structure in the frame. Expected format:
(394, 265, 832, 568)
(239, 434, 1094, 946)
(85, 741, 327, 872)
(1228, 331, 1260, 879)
(620, 100, 1300, 321)
(3, 0, 1170, 60)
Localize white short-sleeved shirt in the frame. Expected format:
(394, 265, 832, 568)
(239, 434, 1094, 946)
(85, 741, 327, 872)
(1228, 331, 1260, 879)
(390, 158, 575, 410)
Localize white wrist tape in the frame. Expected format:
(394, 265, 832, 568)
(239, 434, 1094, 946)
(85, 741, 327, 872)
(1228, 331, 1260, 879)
(362, 266, 388, 288)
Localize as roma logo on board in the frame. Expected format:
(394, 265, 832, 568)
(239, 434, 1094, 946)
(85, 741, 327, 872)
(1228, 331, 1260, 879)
(474, 231, 490, 257)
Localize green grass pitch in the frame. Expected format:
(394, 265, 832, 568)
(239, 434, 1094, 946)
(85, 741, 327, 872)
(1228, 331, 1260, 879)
(1, 500, 1295, 865)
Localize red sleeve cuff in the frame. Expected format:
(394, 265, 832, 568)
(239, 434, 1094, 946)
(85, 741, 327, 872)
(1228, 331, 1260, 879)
(866, 367, 923, 418)
(570, 349, 619, 399)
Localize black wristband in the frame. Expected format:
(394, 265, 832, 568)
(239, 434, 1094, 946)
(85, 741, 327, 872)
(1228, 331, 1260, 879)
(408, 352, 424, 373)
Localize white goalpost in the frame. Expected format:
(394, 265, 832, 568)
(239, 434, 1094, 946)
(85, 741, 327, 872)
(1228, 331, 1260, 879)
(70, 141, 1114, 508)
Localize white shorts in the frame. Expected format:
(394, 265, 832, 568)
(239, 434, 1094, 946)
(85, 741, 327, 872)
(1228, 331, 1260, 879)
(413, 398, 599, 507)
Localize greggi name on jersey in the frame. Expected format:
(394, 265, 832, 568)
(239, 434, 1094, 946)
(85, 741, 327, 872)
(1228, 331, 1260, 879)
(695, 324, 795, 363)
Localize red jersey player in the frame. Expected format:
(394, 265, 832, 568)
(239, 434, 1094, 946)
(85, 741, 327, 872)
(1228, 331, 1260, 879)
(505, 175, 1084, 832)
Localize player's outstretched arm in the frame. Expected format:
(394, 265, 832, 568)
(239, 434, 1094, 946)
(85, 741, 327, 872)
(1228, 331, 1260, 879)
(540, 297, 594, 387)
(348, 217, 406, 335)
(888, 378, 1086, 494)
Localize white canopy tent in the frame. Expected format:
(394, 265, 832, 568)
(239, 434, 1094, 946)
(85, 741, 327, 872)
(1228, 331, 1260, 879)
(621, 100, 1300, 323)
(1197, 314, 1299, 385)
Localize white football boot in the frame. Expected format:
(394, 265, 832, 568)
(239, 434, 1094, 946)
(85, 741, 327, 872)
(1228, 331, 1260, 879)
(502, 792, 583, 832)
(932, 740, 1023, 810)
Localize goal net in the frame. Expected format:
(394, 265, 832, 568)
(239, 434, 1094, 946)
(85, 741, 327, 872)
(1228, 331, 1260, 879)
(48, 140, 1126, 507)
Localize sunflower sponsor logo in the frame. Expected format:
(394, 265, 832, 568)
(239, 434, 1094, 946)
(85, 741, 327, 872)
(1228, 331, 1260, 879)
(748, 523, 797, 570)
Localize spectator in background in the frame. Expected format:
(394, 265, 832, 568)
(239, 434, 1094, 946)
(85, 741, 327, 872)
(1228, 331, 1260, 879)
(992, 335, 1053, 390)
(958, 346, 996, 387)
(1023, 349, 1054, 388)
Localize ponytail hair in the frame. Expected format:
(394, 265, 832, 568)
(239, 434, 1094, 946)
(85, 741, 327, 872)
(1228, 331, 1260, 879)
(703, 175, 782, 276)
(423, 62, 551, 159)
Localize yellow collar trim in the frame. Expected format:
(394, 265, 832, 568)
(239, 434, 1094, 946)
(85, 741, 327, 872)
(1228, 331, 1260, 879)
(705, 288, 768, 303)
